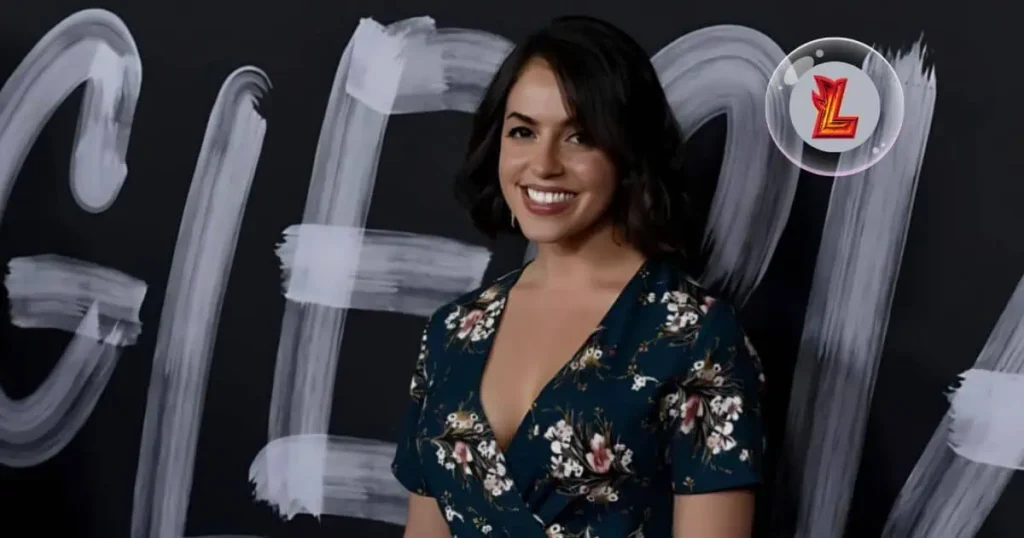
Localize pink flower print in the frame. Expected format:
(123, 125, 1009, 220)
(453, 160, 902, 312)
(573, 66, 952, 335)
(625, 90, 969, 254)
(458, 309, 484, 339)
(453, 440, 473, 465)
(680, 394, 702, 434)
(586, 433, 614, 474)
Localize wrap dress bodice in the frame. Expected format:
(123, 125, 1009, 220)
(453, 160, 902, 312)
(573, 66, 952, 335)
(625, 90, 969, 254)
(391, 258, 766, 537)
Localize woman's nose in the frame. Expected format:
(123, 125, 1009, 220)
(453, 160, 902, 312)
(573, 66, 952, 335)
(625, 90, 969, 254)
(528, 141, 564, 178)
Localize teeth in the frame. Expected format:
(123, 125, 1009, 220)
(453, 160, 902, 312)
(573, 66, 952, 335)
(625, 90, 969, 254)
(526, 188, 576, 205)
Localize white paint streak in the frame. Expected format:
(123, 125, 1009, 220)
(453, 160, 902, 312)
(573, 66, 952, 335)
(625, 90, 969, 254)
(6, 254, 145, 343)
(250, 434, 406, 525)
(267, 16, 436, 454)
(130, 67, 270, 538)
(0, 9, 141, 218)
(263, 19, 506, 521)
(277, 224, 490, 316)
(427, 27, 513, 113)
(0, 9, 144, 468)
(259, 18, 512, 528)
(1, 254, 146, 467)
(652, 25, 800, 306)
(882, 264, 1024, 537)
(346, 18, 446, 114)
(775, 42, 936, 538)
(946, 369, 1024, 470)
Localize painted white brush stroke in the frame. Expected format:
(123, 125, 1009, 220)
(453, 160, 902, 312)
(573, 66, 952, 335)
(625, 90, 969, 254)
(652, 25, 800, 306)
(265, 15, 506, 467)
(774, 42, 936, 538)
(883, 270, 1024, 537)
(0, 9, 141, 218)
(250, 434, 406, 525)
(0, 9, 144, 468)
(946, 369, 1024, 470)
(261, 17, 510, 526)
(346, 19, 445, 115)
(130, 67, 270, 538)
(277, 224, 491, 316)
(6, 254, 145, 343)
(1, 255, 146, 467)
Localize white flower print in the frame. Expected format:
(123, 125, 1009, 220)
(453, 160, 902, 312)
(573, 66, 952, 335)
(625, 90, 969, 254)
(547, 524, 566, 538)
(711, 395, 743, 421)
(572, 346, 603, 370)
(551, 332, 612, 390)
(545, 420, 573, 445)
(548, 523, 602, 537)
(631, 373, 658, 391)
(444, 505, 464, 522)
(657, 289, 714, 344)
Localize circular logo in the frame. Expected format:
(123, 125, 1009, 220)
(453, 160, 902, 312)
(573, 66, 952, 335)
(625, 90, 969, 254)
(765, 37, 905, 177)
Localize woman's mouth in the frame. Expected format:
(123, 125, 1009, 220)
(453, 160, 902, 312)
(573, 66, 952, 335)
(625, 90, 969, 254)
(520, 186, 577, 216)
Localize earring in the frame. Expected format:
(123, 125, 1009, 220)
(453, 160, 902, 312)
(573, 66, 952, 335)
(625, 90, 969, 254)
(510, 212, 517, 228)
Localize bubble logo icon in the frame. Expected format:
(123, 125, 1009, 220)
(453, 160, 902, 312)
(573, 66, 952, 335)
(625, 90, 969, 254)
(766, 38, 904, 177)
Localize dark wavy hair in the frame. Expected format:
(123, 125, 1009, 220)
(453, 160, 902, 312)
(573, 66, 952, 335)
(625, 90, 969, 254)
(453, 15, 689, 260)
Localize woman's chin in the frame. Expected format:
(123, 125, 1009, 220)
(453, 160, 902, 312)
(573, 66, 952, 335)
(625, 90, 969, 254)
(518, 215, 611, 247)
(518, 220, 591, 246)
(519, 225, 573, 245)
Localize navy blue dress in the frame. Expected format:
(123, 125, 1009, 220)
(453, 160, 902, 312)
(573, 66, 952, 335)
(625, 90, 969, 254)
(391, 257, 766, 537)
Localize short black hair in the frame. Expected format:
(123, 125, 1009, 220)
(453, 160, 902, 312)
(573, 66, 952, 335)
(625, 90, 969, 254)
(453, 15, 689, 260)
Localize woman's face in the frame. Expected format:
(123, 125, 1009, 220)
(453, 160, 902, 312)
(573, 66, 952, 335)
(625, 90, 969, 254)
(498, 58, 618, 246)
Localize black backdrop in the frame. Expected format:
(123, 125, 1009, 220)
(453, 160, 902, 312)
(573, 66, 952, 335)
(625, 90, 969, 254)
(0, 1, 1021, 537)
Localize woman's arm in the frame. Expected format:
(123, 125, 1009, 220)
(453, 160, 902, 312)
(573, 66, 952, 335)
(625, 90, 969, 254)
(403, 493, 452, 538)
(673, 490, 755, 537)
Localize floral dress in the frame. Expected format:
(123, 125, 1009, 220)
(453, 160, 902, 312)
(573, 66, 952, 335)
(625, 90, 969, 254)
(391, 257, 766, 537)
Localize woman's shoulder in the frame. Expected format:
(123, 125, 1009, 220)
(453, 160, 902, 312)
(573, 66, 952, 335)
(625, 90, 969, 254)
(642, 258, 763, 383)
(643, 257, 723, 303)
(641, 257, 743, 334)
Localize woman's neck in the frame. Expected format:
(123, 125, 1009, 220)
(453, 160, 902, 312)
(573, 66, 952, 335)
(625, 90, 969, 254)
(522, 224, 646, 290)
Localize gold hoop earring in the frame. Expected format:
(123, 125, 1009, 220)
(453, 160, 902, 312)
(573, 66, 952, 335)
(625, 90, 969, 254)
(510, 213, 517, 228)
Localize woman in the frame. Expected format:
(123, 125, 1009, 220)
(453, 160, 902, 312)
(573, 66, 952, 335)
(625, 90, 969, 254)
(391, 15, 765, 538)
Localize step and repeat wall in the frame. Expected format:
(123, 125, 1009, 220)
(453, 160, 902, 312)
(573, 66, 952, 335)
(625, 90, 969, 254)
(1, 1, 1020, 537)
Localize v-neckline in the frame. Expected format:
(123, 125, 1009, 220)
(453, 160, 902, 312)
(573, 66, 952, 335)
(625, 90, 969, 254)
(474, 258, 650, 456)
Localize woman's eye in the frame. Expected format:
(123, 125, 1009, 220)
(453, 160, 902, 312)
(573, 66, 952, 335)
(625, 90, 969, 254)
(507, 126, 533, 138)
(567, 132, 593, 146)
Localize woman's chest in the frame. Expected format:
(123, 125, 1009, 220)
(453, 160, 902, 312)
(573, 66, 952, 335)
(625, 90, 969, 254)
(421, 327, 687, 483)
(479, 311, 612, 447)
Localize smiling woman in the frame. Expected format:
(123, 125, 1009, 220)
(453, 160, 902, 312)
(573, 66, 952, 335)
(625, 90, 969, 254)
(392, 15, 765, 538)
(454, 16, 688, 259)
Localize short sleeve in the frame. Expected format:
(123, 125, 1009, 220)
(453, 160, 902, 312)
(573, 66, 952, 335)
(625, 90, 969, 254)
(662, 300, 765, 495)
(390, 320, 433, 496)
